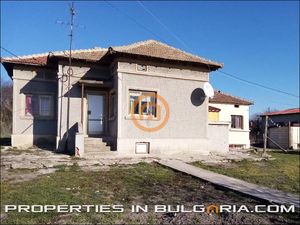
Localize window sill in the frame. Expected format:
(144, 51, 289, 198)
(230, 128, 249, 132)
(125, 115, 159, 121)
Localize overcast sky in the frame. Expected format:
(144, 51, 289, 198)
(1, 1, 299, 115)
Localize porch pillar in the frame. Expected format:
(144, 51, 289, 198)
(81, 83, 84, 126)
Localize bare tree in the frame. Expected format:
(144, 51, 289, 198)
(0, 77, 13, 138)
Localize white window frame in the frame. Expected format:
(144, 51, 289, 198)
(128, 89, 157, 119)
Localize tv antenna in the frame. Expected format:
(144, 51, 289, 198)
(57, 2, 81, 152)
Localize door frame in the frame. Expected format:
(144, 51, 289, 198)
(85, 90, 108, 136)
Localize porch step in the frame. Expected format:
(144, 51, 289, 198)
(84, 137, 112, 153)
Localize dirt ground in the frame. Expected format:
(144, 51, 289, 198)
(0, 146, 262, 183)
(0, 147, 298, 224)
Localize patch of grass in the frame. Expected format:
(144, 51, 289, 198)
(1, 162, 299, 224)
(192, 152, 300, 193)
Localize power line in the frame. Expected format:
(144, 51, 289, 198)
(137, 1, 192, 52)
(104, 0, 166, 42)
(133, 2, 299, 99)
(218, 70, 299, 98)
(1, 46, 44, 65)
(1, 46, 22, 59)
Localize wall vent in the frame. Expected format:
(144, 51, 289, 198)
(135, 142, 150, 154)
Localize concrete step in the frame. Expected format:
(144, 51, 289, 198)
(84, 136, 113, 153)
(85, 143, 109, 148)
(85, 147, 111, 152)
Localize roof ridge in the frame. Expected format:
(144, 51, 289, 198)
(214, 90, 253, 104)
(150, 40, 217, 64)
(1, 47, 108, 60)
(112, 39, 219, 65)
(111, 39, 156, 50)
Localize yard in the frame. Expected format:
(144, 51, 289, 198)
(1, 161, 299, 224)
(192, 151, 300, 194)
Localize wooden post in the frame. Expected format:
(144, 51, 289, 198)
(263, 115, 268, 155)
(81, 83, 84, 126)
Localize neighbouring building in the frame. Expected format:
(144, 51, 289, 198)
(1, 40, 230, 157)
(209, 90, 253, 149)
(261, 108, 300, 150)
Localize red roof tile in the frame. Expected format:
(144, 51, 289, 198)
(209, 90, 253, 105)
(1, 40, 223, 69)
(264, 108, 300, 116)
(209, 106, 221, 112)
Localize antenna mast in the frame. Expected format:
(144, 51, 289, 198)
(65, 2, 75, 152)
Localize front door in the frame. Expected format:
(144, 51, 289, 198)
(87, 94, 105, 135)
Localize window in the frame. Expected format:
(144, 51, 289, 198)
(231, 115, 243, 129)
(25, 94, 52, 117)
(39, 96, 52, 116)
(129, 90, 157, 117)
(109, 92, 116, 119)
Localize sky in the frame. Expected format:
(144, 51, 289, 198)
(1, 1, 299, 116)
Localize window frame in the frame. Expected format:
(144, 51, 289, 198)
(231, 115, 244, 129)
(24, 94, 54, 119)
(128, 89, 157, 119)
(39, 95, 52, 117)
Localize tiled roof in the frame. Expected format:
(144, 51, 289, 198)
(209, 90, 253, 105)
(208, 105, 221, 112)
(112, 40, 222, 67)
(264, 108, 300, 116)
(1, 40, 223, 69)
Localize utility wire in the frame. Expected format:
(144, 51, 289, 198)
(137, 1, 192, 52)
(1, 46, 44, 65)
(218, 70, 299, 98)
(1, 46, 22, 59)
(133, 2, 299, 99)
(104, 0, 166, 43)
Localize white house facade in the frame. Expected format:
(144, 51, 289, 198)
(209, 91, 253, 149)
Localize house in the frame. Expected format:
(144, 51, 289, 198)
(209, 90, 253, 149)
(261, 108, 300, 150)
(1, 40, 230, 156)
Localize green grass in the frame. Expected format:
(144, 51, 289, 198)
(192, 152, 300, 194)
(1, 162, 299, 224)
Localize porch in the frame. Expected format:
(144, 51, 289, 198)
(77, 79, 117, 156)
